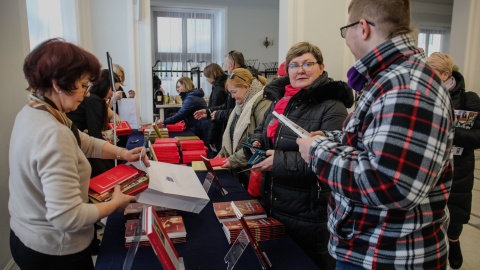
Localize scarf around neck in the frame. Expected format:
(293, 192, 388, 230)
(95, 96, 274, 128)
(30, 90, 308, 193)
(266, 84, 302, 139)
(234, 79, 264, 115)
(27, 94, 81, 147)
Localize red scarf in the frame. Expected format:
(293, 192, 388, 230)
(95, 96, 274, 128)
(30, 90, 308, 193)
(266, 84, 302, 139)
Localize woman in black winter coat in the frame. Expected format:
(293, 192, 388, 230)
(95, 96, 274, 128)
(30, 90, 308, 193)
(250, 42, 354, 270)
(157, 76, 209, 143)
(202, 63, 229, 152)
(428, 53, 480, 269)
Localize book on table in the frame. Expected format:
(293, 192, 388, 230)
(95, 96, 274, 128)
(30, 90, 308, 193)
(213, 199, 267, 222)
(221, 217, 285, 244)
(88, 164, 149, 203)
(124, 202, 177, 220)
(142, 206, 184, 270)
(125, 215, 187, 246)
(107, 121, 132, 136)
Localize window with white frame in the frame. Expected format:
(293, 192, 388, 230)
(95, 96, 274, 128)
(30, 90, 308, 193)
(151, 7, 224, 97)
(417, 26, 450, 56)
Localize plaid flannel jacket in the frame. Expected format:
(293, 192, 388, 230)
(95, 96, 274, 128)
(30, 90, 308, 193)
(309, 35, 455, 269)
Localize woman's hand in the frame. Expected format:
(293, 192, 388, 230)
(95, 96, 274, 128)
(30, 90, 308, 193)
(251, 151, 274, 172)
(310, 130, 325, 136)
(156, 119, 164, 127)
(194, 109, 207, 120)
(110, 185, 136, 212)
(211, 111, 217, 120)
(113, 113, 122, 125)
(121, 147, 150, 167)
(221, 159, 231, 168)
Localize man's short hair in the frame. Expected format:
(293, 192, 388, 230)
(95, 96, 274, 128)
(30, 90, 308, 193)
(348, 0, 412, 39)
(227, 50, 246, 68)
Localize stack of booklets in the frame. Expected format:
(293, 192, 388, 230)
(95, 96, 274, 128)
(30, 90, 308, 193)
(182, 150, 207, 163)
(108, 121, 132, 136)
(179, 140, 206, 151)
(124, 202, 177, 220)
(88, 164, 149, 203)
(213, 199, 267, 223)
(191, 157, 228, 171)
(221, 217, 285, 244)
(152, 143, 180, 164)
(154, 137, 179, 145)
(124, 215, 187, 248)
(175, 135, 200, 142)
(166, 122, 186, 132)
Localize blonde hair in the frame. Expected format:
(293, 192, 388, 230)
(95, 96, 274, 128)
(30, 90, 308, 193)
(427, 53, 454, 77)
(225, 68, 267, 90)
(176, 77, 195, 92)
(113, 64, 125, 85)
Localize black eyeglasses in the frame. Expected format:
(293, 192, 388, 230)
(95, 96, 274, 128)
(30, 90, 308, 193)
(340, 20, 375, 38)
(229, 72, 248, 83)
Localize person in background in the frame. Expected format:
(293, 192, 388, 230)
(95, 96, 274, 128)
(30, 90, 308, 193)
(156, 77, 209, 143)
(128, 89, 136, 98)
(250, 41, 354, 269)
(297, 1, 455, 269)
(67, 69, 121, 177)
(113, 63, 127, 100)
(9, 38, 149, 270)
(197, 63, 229, 152)
(428, 52, 480, 269)
(217, 68, 270, 188)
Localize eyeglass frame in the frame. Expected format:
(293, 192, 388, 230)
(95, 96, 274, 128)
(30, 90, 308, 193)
(228, 72, 248, 83)
(287, 62, 319, 72)
(340, 20, 375, 38)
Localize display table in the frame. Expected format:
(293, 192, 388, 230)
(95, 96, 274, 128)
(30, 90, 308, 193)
(156, 104, 182, 120)
(94, 169, 320, 270)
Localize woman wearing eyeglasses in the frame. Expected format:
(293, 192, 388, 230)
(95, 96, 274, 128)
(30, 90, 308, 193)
(427, 53, 480, 269)
(9, 38, 149, 270)
(250, 41, 354, 270)
(217, 68, 271, 188)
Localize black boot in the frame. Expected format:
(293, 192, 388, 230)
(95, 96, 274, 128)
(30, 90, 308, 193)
(449, 240, 463, 269)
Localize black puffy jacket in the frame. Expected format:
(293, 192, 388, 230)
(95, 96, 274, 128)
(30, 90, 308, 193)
(448, 71, 480, 224)
(251, 72, 354, 266)
(207, 74, 228, 146)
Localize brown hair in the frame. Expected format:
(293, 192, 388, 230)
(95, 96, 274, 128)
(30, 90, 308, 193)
(348, 0, 412, 39)
(226, 50, 246, 68)
(176, 77, 195, 92)
(23, 38, 101, 96)
(203, 63, 226, 80)
(427, 53, 454, 77)
(285, 41, 323, 72)
(225, 68, 267, 89)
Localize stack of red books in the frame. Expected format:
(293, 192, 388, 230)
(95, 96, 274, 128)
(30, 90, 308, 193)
(182, 150, 207, 163)
(108, 121, 132, 136)
(179, 140, 205, 151)
(166, 122, 186, 132)
(125, 215, 187, 248)
(88, 164, 148, 203)
(221, 217, 285, 244)
(152, 143, 180, 164)
(154, 138, 179, 145)
(212, 199, 267, 223)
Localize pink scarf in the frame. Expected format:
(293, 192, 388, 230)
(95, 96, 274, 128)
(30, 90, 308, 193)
(266, 84, 302, 139)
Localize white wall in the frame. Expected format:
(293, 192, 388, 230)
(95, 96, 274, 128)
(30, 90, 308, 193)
(0, 0, 31, 268)
(279, 0, 352, 82)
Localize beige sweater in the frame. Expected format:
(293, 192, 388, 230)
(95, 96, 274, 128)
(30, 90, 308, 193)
(9, 105, 105, 255)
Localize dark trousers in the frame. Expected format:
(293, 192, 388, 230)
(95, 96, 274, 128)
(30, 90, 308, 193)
(10, 229, 94, 270)
(448, 223, 463, 240)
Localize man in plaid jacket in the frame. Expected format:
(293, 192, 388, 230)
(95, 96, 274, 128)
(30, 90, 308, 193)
(297, 0, 455, 269)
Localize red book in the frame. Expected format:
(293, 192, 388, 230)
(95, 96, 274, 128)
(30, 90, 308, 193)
(179, 140, 205, 151)
(213, 200, 267, 222)
(154, 138, 178, 145)
(209, 157, 228, 167)
(144, 206, 182, 270)
(89, 164, 142, 194)
(108, 121, 132, 136)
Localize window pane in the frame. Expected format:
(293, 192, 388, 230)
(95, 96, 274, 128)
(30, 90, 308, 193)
(427, 34, 442, 56)
(26, 0, 64, 49)
(157, 17, 182, 53)
(187, 18, 211, 53)
(417, 33, 426, 52)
